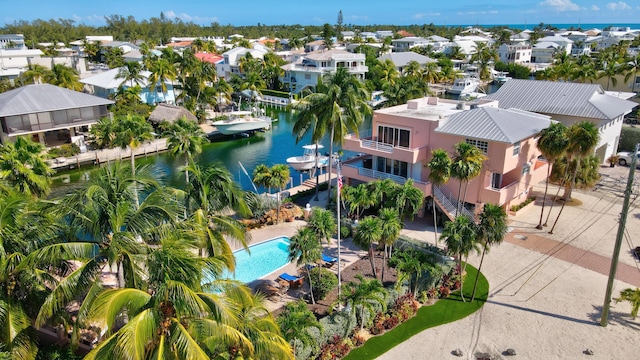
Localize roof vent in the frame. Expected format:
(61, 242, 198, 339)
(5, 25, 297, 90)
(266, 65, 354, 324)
(456, 102, 469, 110)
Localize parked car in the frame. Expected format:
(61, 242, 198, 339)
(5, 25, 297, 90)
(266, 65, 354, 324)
(616, 151, 640, 167)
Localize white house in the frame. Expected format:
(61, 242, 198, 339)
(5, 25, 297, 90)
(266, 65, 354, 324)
(376, 30, 394, 40)
(498, 44, 532, 64)
(0, 34, 26, 49)
(377, 52, 436, 73)
(280, 49, 367, 94)
(80, 67, 176, 105)
(0, 48, 44, 80)
(536, 36, 572, 55)
(486, 80, 638, 163)
(216, 46, 269, 79)
(531, 42, 562, 64)
(391, 37, 429, 52)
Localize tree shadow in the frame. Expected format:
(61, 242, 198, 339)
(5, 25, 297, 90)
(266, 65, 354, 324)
(587, 305, 640, 331)
(487, 300, 596, 326)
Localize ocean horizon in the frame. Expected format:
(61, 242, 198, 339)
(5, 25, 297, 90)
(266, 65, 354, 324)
(447, 23, 640, 30)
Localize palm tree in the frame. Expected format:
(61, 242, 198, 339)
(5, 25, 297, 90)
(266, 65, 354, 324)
(441, 215, 479, 302)
(0, 136, 54, 197)
(353, 216, 382, 279)
(420, 62, 441, 85)
(307, 207, 336, 244)
(166, 117, 206, 184)
(549, 121, 599, 234)
(624, 54, 640, 93)
(148, 57, 177, 103)
(392, 179, 424, 220)
(535, 122, 569, 229)
(378, 59, 399, 86)
(614, 288, 640, 319)
(291, 67, 371, 207)
(270, 164, 290, 224)
(345, 183, 376, 219)
(20, 64, 51, 84)
(89, 117, 118, 149)
(402, 60, 422, 78)
(334, 275, 386, 331)
(427, 149, 452, 244)
(277, 300, 322, 357)
(185, 162, 250, 270)
(288, 227, 322, 304)
(598, 57, 624, 90)
(112, 114, 154, 207)
(378, 207, 402, 282)
(450, 142, 487, 216)
(252, 164, 273, 194)
(47, 64, 83, 91)
(471, 204, 507, 301)
(115, 61, 144, 88)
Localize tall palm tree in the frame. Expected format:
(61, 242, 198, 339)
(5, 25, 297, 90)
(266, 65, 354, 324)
(307, 207, 336, 244)
(392, 179, 424, 220)
(549, 121, 599, 234)
(450, 142, 487, 216)
(614, 288, 640, 319)
(378, 207, 402, 282)
(148, 57, 177, 103)
(269, 164, 290, 224)
(378, 59, 399, 86)
(427, 149, 452, 244)
(535, 123, 569, 229)
(89, 117, 118, 149)
(47, 64, 83, 91)
(598, 57, 624, 90)
(402, 60, 422, 78)
(624, 54, 640, 93)
(471, 204, 507, 301)
(420, 61, 441, 85)
(291, 67, 371, 207)
(353, 216, 382, 279)
(441, 215, 479, 302)
(334, 275, 386, 331)
(288, 227, 322, 304)
(345, 183, 376, 219)
(112, 115, 154, 207)
(0, 136, 54, 197)
(166, 117, 206, 184)
(115, 61, 144, 88)
(20, 64, 51, 84)
(252, 164, 273, 194)
(185, 163, 250, 270)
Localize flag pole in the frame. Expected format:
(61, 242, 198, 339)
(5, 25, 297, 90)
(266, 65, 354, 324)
(337, 162, 342, 309)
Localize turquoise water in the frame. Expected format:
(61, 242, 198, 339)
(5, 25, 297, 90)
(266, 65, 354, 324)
(224, 236, 291, 284)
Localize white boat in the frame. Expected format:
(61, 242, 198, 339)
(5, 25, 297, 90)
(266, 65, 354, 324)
(286, 144, 330, 171)
(493, 71, 512, 84)
(212, 109, 272, 135)
(448, 76, 480, 95)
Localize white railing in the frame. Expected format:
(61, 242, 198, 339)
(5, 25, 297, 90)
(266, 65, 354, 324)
(345, 164, 407, 184)
(432, 185, 475, 220)
(360, 139, 394, 153)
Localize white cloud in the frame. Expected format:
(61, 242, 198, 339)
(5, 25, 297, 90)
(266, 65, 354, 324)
(591, 5, 600, 10)
(72, 14, 82, 22)
(606, 2, 631, 10)
(539, 0, 580, 11)
(413, 12, 441, 19)
(163, 10, 217, 24)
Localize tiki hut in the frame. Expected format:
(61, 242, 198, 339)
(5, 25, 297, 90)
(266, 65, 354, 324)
(148, 103, 197, 125)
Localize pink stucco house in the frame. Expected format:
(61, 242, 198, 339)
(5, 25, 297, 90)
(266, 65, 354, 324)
(342, 96, 553, 218)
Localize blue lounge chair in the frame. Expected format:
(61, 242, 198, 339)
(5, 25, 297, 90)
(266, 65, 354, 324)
(278, 273, 304, 288)
(322, 254, 338, 263)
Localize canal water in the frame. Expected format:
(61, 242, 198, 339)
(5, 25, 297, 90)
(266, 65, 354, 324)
(50, 106, 369, 197)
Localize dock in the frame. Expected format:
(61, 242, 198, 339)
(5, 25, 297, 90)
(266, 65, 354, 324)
(276, 172, 338, 199)
(48, 138, 169, 170)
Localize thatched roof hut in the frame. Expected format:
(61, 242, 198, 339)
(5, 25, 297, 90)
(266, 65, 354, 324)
(148, 103, 197, 125)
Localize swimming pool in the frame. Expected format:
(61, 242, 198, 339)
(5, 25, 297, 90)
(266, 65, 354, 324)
(224, 236, 291, 284)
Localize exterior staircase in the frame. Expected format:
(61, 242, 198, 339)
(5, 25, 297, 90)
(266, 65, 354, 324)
(432, 185, 476, 222)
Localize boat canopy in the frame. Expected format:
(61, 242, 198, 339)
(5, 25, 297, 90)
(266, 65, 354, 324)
(302, 144, 325, 150)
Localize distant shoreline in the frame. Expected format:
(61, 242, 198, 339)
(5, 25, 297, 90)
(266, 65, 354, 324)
(451, 23, 640, 30)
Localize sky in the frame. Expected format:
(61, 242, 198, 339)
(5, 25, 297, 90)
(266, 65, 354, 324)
(2, 0, 640, 27)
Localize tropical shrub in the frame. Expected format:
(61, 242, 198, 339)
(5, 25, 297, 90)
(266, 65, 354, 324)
(510, 196, 536, 212)
(369, 313, 386, 335)
(619, 126, 640, 152)
(318, 310, 357, 347)
(47, 143, 80, 158)
(319, 335, 352, 360)
(309, 267, 338, 300)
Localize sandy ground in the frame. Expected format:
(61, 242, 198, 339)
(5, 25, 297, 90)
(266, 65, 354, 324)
(378, 165, 640, 360)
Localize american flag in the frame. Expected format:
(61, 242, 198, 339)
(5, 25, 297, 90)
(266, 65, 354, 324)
(337, 176, 343, 192)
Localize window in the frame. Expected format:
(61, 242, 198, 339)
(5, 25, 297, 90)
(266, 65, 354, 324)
(491, 173, 502, 189)
(378, 125, 411, 147)
(465, 139, 488, 154)
(522, 163, 531, 175)
(513, 141, 521, 156)
(375, 157, 408, 179)
(304, 74, 311, 80)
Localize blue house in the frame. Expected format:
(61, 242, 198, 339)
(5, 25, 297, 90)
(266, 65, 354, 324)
(80, 67, 176, 105)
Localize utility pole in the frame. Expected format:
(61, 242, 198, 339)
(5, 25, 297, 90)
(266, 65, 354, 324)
(600, 143, 639, 326)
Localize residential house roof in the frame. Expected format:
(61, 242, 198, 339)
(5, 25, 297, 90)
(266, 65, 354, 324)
(80, 67, 155, 89)
(0, 84, 113, 117)
(427, 35, 449, 42)
(377, 52, 436, 67)
(533, 42, 562, 49)
(195, 52, 223, 64)
(435, 106, 552, 143)
(304, 49, 361, 61)
(537, 36, 573, 44)
(148, 103, 197, 124)
(396, 30, 415, 37)
(485, 79, 638, 120)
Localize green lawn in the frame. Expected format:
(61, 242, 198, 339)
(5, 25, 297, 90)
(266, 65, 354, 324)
(344, 264, 489, 359)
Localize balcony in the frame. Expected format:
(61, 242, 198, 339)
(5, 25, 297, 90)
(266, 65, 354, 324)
(343, 130, 428, 163)
(480, 180, 522, 206)
(342, 163, 431, 195)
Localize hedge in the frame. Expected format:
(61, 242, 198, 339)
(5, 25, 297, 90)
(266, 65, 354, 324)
(619, 126, 640, 152)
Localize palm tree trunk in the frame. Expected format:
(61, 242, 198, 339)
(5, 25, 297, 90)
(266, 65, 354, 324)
(131, 148, 139, 208)
(314, 142, 320, 201)
(536, 162, 553, 229)
(433, 199, 439, 245)
(549, 158, 580, 234)
(459, 258, 466, 302)
(307, 261, 316, 304)
(471, 247, 487, 301)
(382, 244, 387, 282)
(456, 181, 464, 216)
(543, 158, 571, 227)
(369, 245, 377, 279)
(462, 181, 470, 217)
(326, 125, 335, 208)
(185, 156, 190, 184)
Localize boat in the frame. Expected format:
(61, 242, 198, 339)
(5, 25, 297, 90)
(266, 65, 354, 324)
(286, 144, 330, 171)
(212, 109, 272, 135)
(448, 75, 480, 95)
(493, 71, 512, 84)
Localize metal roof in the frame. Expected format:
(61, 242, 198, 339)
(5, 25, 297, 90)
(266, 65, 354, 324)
(80, 68, 154, 89)
(0, 84, 113, 117)
(484, 80, 637, 120)
(435, 106, 552, 144)
(377, 52, 436, 67)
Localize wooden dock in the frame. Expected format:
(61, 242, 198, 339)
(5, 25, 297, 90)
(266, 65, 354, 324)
(277, 172, 337, 198)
